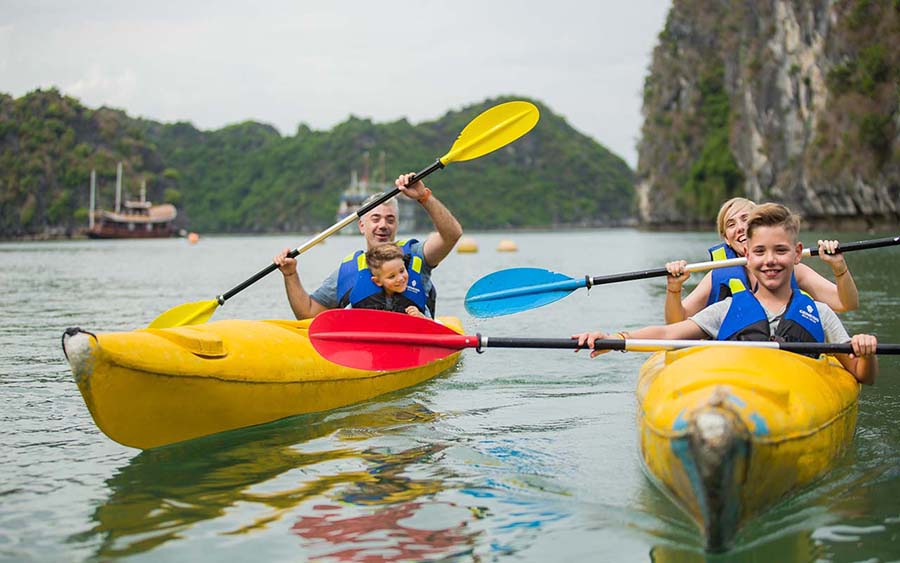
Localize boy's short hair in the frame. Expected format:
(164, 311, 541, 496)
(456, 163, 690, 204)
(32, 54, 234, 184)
(716, 197, 756, 238)
(365, 243, 404, 272)
(746, 203, 801, 242)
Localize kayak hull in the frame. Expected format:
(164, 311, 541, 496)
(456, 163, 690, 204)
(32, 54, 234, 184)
(63, 318, 462, 449)
(637, 346, 859, 551)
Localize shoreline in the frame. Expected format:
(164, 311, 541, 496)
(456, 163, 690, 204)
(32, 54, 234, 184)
(3, 216, 897, 242)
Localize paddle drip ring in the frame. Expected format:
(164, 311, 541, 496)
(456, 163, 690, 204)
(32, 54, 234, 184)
(475, 333, 484, 354)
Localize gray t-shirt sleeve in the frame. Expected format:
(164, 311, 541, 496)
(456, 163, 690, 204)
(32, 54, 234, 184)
(689, 298, 731, 339)
(310, 267, 340, 309)
(816, 301, 851, 343)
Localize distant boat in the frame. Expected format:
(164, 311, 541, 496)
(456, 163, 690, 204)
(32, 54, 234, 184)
(335, 170, 382, 225)
(86, 163, 178, 239)
(336, 152, 416, 232)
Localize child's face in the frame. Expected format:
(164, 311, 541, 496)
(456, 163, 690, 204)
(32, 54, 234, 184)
(371, 258, 408, 294)
(745, 225, 801, 292)
(723, 204, 752, 256)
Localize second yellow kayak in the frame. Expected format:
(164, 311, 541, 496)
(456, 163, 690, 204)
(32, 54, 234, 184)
(637, 346, 859, 551)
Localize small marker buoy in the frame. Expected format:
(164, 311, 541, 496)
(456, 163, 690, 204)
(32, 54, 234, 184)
(456, 237, 479, 253)
(188, 232, 200, 244)
(497, 239, 517, 252)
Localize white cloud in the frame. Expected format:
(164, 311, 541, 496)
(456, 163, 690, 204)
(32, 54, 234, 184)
(0, 0, 671, 167)
(66, 66, 139, 109)
(0, 25, 11, 73)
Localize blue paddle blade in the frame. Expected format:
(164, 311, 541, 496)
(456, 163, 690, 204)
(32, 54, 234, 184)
(464, 267, 586, 317)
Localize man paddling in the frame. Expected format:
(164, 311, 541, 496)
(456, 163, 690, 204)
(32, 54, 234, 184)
(573, 203, 879, 384)
(274, 173, 462, 319)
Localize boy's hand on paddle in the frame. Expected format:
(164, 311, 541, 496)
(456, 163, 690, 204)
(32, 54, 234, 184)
(850, 334, 877, 358)
(572, 331, 610, 358)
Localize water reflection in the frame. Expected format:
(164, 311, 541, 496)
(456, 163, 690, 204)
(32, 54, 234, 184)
(648, 532, 825, 563)
(292, 501, 479, 562)
(639, 471, 829, 562)
(72, 400, 484, 560)
(637, 452, 894, 562)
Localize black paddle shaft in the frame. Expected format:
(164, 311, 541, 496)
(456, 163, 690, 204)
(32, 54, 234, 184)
(216, 159, 445, 304)
(586, 235, 900, 288)
(483, 337, 626, 351)
(481, 337, 900, 355)
(806, 235, 899, 256)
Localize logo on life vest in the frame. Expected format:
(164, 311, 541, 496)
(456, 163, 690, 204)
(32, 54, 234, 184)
(799, 304, 820, 324)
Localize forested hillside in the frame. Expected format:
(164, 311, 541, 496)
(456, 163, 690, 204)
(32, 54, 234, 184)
(0, 89, 635, 237)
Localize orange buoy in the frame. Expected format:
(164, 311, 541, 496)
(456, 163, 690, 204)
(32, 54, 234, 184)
(456, 237, 479, 253)
(187, 232, 200, 244)
(496, 239, 518, 252)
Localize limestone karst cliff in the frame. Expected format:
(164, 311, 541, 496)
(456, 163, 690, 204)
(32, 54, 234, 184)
(637, 0, 899, 229)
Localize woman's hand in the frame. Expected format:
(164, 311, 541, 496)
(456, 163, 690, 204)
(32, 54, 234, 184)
(817, 239, 848, 273)
(665, 260, 690, 292)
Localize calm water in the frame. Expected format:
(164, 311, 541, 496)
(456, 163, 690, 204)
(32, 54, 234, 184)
(1, 229, 898, 562)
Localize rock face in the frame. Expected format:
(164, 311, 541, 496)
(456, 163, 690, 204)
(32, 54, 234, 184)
(637, 0, 899, 229)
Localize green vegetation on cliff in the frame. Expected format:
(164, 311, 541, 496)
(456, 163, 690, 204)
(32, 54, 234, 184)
(817, 0, 899, 174)
(679, 66, 744, 220)
(0, 90, 635, 237)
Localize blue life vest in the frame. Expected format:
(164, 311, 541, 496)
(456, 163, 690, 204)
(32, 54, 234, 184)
(336, 239, 436, 317)
(706, 243, 750, 307)
(718, 286, 825, 345)
(706, 242, 800, 306)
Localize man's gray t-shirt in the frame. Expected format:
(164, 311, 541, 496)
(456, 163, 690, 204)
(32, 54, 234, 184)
(310, 240, 435, 315)
(690, 297, 850, 342)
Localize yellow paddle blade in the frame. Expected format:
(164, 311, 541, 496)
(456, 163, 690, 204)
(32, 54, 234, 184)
(440, 101, 539, 165)
(147, 299, 220, 329)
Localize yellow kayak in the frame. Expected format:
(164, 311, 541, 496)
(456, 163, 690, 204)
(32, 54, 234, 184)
(62, 317, 463, 449)
(637, 346, 859, 551)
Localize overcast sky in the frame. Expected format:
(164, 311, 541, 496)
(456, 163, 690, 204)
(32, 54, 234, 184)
(1, 0, 670, 168)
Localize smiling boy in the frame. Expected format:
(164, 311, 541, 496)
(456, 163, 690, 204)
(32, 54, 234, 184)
(574, 203, 878, 384)
(356, 243, 427, 318)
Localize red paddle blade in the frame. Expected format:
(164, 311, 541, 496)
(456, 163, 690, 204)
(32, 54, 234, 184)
(309, 309, 476, 371)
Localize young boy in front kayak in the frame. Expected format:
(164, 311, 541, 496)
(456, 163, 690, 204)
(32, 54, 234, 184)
(573, 203, 879, 384)
(353, 243, 427, 318)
